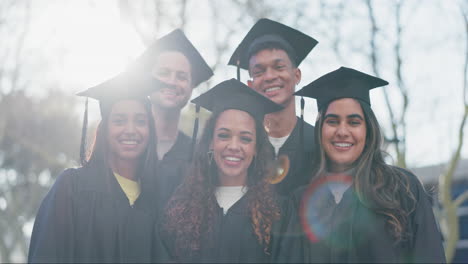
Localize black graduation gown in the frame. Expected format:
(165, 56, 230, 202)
(155, 131, 192, 209)
(294, 169, 446, 263)
(272, 117, 315, 196)
(161, 195, 295, 263)
(28, 166, 165, 263)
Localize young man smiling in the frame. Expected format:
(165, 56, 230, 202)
(132, 29, 213, 206)
(228, 18, 318, 195)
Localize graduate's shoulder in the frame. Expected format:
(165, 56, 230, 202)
(390, 165, 433, 204)
(50, 166, 96, 192)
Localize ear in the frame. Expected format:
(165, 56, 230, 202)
(294, 68, 302, 85)
(247, 80, 253, 88)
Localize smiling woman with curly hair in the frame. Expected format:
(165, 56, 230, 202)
(161, 79, 293, 263)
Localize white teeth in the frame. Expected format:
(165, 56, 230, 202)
(225, 156, 241, 161)
(161, 90, 176, 95)
(265, 87, 281, 92)
(121, 140, 138, 145)
(334, 142, 352, 147)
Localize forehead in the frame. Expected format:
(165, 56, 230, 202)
(325, 98, 364, 116)
(215, 109, 256, 133)
(153, 51, 191, 71)
(248, 48, 293, 68)
(110, 99, 147, 115)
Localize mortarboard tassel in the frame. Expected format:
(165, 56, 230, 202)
(300, 96, 305, 155)
(190, 104, 201, 161)
(236, 59, 241, 81)
(80, 97, 89, 166)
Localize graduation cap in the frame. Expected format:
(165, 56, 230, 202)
(192, 78, 282, 121)
(228, 18, 318, 80)
(130, 29, 213, 88)
(77, 69, 171, 166)
(189, 78, 283, 157)
(294, 67, 389, 111)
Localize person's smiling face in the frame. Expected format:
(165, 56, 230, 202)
(150, 51, 193, 110)
(211, 109, 257, 186)
(247, 48, 300, 107)
(107, 100, 150, 163)
(321, 98, 367, 172)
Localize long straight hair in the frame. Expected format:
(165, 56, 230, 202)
(84, 98, 157, 189)
(312, 99, 416, 243)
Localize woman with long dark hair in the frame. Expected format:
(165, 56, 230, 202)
(161, 79, 293, 263)
(294, 67, 445, 263)
(28, 71, 166, 263)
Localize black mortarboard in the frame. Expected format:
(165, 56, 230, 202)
(295, 67, 389, 111)
(191, 78, 283, 122)
(77, 69, 169, 114)
(77, 69, 170, 165)
(228, 18, 318, 78)
(130, 29, 213, 88)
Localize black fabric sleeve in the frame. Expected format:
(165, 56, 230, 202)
(28, 168, 77, 263)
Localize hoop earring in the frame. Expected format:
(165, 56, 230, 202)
(207, 149, 214, 166)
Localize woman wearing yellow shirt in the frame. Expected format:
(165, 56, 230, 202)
(29, 70, 167, 263)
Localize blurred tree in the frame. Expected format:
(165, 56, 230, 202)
(438, 2, 468, 262)
(0, 90, 81, 262)
(0, 0, 82, 262)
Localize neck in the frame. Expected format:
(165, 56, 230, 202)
(109, 158, 138, 181)
(218, 172, 247, 187)
(152, 105, 181, 141)
(264, 99, 297, 138)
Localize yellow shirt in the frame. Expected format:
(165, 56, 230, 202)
(114, 173, 141, 206)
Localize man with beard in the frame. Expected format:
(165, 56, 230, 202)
(132, 29, 213, 207)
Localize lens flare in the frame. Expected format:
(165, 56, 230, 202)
(299, 173, 352, 244)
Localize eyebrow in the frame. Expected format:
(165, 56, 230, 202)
(324, 113, 364, 120)
(240, 131, 254, 136)
(216, 128, 254, 136)
(251, 58, 286, 69)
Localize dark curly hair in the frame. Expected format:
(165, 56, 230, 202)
(312, 99, 416, 244)
(164, 111, 280, 258)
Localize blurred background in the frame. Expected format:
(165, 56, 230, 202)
(0, 0, 467, 262)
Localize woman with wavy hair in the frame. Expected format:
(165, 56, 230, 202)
(293, 67, 445, 263)
(28, 71, 167, 263)
(161, 79, 293, 263)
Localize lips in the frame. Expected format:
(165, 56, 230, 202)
(264, 86, 281, 93)
(119, 139, 141, 150)
(332, 142, 353, 150)
(160, 89, 178, 95)
(222, 155, 243, 166)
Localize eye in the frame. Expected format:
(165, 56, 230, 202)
(251, 68, 265, 77)
(275, 64, 285, 70)
(217, 133, 230, 140)
(349, 119, 362, 126)
(176, 72, 189, 82)
(325, 118, 339, 125)
(111, 118, 125, 126)
(135, 118, 148, 126)
(154, 68, 170, 78)
(240, 136, 253, 143)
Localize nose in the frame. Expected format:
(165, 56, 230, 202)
(158, 72, 178, 87)
(227, 137, 241, 152)
(124, 122, 137, 135)
(335, 123, 350, 138)
(264, 67, 278, 82)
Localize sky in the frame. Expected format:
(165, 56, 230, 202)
(6, 0, 468, 170)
